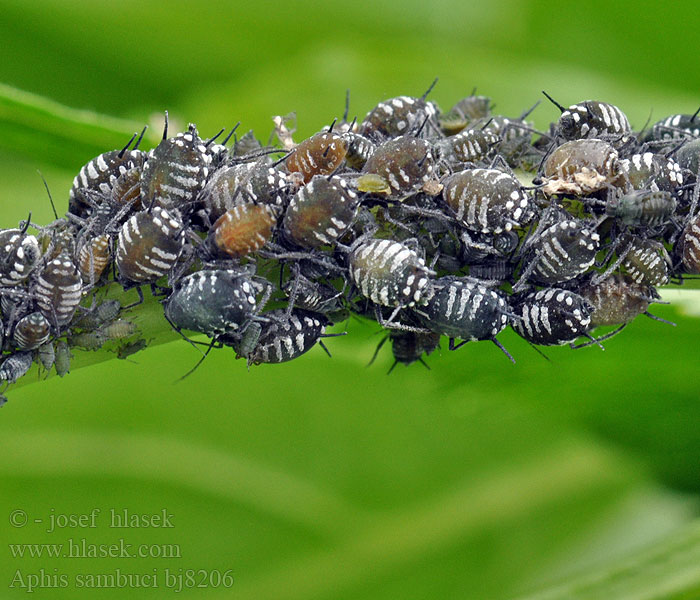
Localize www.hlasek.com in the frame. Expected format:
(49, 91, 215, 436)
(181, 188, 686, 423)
(9, 568, 234, 593)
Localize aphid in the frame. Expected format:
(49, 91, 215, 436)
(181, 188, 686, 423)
(285, 131, 348, 184)
(348, 238, 435, 310)
(539, 139, 620, 196)
(200, 160, 292, 221)
(442, 168, 532, 233)
(415, 276, 511, 357)
(68, 331, 106, 351)
(140, 122, 211, 213)
(12, 312, 51, 351)
(72, 299, 121, 331)
(342, 132, 376, 170)
(164, 269, 269, 338)
(605, 190, 676, 228)
(227, 308, 337, 365)
(115, 206, 185, 285)
(435, 128, 499, 164)
(616, 152, 683, 193)
(98, 319, 138, 340)
(117, 338, 149, 360)
(77, 234, 111, 287)
(282, 175, 360, 249)
(618, 235, 671, 286)
(0, 226, 41, 286)
(37, 341, 55, 372)
(205, 202, 277, 259)
(361, 136, 436, 198)
(678, 212, 700, 273)
(518, 220, 600, 286)
(511, 288, 593, 346)
(387, 330, 440, 370)
(360, 83, 440, 141)
(54, 340, 71, 377)
(68, 130, 146, 218)
(647, 109, 700, 142)
(0, 351, 33, 384)
(439, 93, 492, 135)
(543, 93, 631, 140)
(34, 252, 83, 330)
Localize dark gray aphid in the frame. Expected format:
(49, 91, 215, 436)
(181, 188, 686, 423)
(13, 312, 51, 350)
(0, 351, 33, 384)
(0, 228, 41, 286)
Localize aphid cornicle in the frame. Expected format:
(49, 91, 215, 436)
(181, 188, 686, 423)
(0, 227, 41, 286)
(361, 136, 436, 198)
(164, 269, 269, 338)
(285, 131, 348, 184)
(415, 276, 511, 355)
(115, 206, 185, 285)
(282, 175, 360, 249)
(518, 219, 600, 287)
(442, 168, 532, 234)
(348, 238, 435, 309)
(12, 312, 51, 350)
(226, 308, 335, 365)
(205, 202, 277, 259)
(68, 130, 146, 218)
(605, 190, 676, 228)
(511, 288, 593, 346)
(34, 251, 83, 330)
(543, 93, 631, 140)
(0, 351, 33, 384)
(140, 123, 211, 213)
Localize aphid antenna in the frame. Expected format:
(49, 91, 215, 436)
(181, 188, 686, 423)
(571, 324, 626, 349)
(177, 339, 218, 381)
(162, 110, 169, 140)
(221, 122, 241, 147)
(541, 90, 566, 113)
(343, 90, 351, 123)
(134, 126, 148, 150)
(643, 311, 676, 326)
(205, 128, 225, 147)
(118, 131, 139, 158)
(367, 334, 389, 367)
(19, 212, 32, 235)
(492, 338, 516, 363)
(37, 171, 59, 220)
(519, 100, 541, 121)
(420, 77, 439, 100)
(271, 149, 295, 168)
(664, 137, 689, 158)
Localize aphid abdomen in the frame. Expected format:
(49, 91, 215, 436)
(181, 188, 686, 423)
(511, 288, 592, 345)
(577, 274, 652, 328)
(13, 312, 51, 351)
(115, 207, 185, 284)
(361, 136, 435, 197)
(207, 203, 277, 258)
(286, 132, 348, 184)
(349, 239, 434, 308)
(360, 95, 439, 140)
(622, 237, 670, 286)
(35, 252, 83, 330)
(282, 175, 360, 249)
(442, 168, 531, 233)
(605, 190, 676, 228)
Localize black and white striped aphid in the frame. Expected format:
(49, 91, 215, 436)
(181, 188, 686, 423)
(140, 119, 211, 213)
(647, 108, 700, 142)
(68, 129, 146, 218)
(164, 269, 270, 338)
(282, 175, 360, 249)
(115, 206, 185, 285)
(435, 127, 500, 164)
(0, 351, 33, 384)
(360, 79, 440, 141)
(12, 312, 51, 351)
(34, 251, 83, 330)
(511, 287, 593, 346)
(348, 238, 435, 309)
(415, 276, 512, 359)
(228, 308, 339, 365)
(543, 92, 631, 140)
(0, 226, 41, 286)
(519, 220, 600, 286)
(617, 152, 683, 193)
(442, 168, 532, 234)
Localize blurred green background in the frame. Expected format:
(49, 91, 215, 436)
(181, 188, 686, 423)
(2, 1, 700, 598)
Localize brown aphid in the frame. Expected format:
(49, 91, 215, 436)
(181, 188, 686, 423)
(361, 136, 436, 198)
(207, 203, 277, 258)
(286, 132, 348, 184)
(540, 139, 619, 196)
(578, 274, 652, 327)
(13, 312, 51, 351)
(111, 166, 142, 210)
(77, 234, 111, 287)
(282, 175, 360, 248)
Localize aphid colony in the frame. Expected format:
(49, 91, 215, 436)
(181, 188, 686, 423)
(3, 84, 700, 397)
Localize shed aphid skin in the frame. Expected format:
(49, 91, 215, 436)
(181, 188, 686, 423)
(511, 287, 595, 347)
(69, 128, 147, 218)
(542, 92, 631, 141)
(442, 168, 532, 234)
